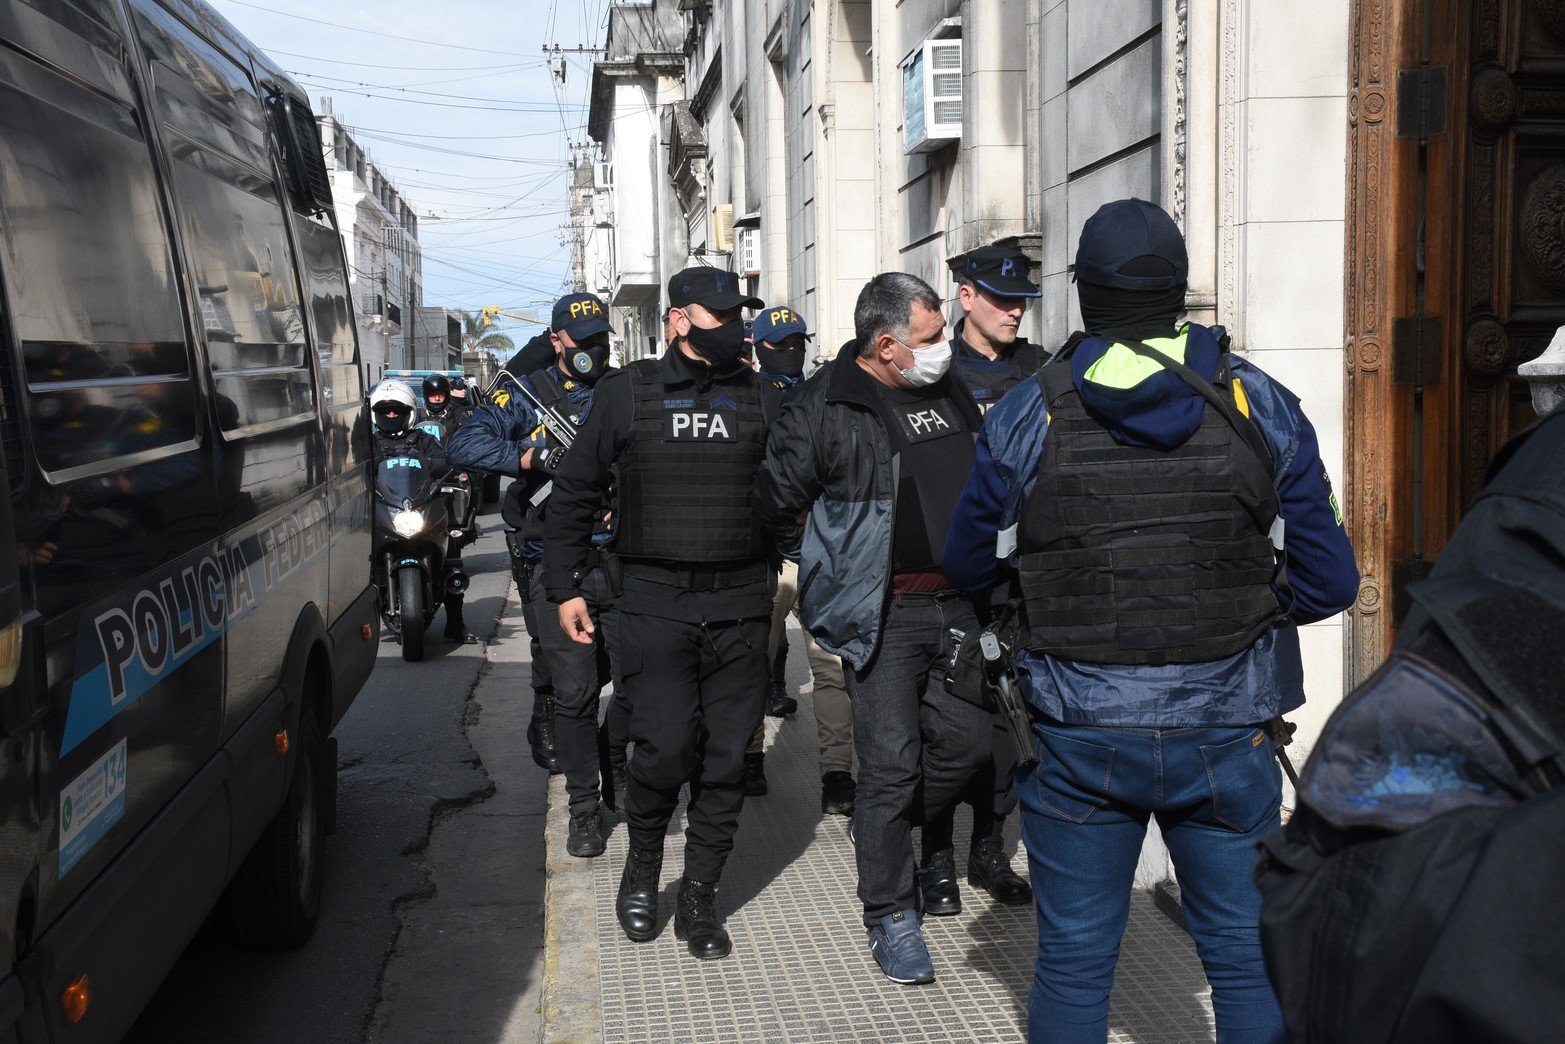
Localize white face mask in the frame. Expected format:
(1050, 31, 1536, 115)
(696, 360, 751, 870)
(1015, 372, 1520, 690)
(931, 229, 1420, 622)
(896, 337, 953, 386)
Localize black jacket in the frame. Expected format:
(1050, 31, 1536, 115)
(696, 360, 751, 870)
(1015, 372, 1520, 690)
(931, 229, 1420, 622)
(753, 345, 981, 669)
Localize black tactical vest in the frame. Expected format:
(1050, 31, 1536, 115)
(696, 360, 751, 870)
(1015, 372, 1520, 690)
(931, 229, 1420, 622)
(1018, 361, 1282, 666)
(615, 360, 770, 563)
(956, 338, 1043, 415)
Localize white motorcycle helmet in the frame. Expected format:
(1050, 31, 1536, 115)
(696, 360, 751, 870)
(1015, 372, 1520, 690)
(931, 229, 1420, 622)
(370, 379, 417, 435)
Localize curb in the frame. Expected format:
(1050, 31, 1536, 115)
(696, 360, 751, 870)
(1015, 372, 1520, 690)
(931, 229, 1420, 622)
(540, 773, 602, 1043)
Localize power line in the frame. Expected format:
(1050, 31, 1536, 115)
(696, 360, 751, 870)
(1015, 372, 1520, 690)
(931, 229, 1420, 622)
(266, 48, 542, 72)
(216, 0, 540, 57)
(296, 71, 583, 108)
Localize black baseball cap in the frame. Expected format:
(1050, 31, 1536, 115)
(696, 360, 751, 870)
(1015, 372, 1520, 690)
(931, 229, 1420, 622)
(551, 292, 614, 340)
(668, 266, 764, 311)
(948, 245, 1042, 298)
(1074, 198, 1189, 290)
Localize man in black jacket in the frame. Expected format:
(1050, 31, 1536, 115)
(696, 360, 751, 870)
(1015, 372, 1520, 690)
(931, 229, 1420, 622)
(754, 272, 992, 986)
(915, 245, 1046, 916)
(545, 267, 780, 962)
(448, 292, 627, 857)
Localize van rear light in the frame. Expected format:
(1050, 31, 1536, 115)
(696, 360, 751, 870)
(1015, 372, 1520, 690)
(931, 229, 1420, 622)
(61, 974, 89, 1025)
(274, 730, 289, 757)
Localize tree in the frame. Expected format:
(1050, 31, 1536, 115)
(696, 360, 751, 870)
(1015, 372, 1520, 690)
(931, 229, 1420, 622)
(459, 309, 515, 356)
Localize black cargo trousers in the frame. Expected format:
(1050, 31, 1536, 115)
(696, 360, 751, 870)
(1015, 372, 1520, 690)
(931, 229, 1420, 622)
(528, 559, 630, 814)
(618, 597, 770, 885)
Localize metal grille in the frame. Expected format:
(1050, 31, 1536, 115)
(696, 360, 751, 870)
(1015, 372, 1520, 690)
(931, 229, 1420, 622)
(585, 623, 1216, 1043)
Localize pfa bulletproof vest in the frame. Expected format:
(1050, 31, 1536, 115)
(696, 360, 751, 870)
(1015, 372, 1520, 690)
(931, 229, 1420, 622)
(615, 360, 770, 563)
(1017, 360, 1281, 666)
(956, 338, 1043, 415)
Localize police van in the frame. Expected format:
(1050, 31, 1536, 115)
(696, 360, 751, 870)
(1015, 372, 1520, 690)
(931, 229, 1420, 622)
(0, 0, 377, 1037)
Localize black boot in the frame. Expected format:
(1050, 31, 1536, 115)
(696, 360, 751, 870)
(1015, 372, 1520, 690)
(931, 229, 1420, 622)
(917, 848, 962, 917)
(527, 692, 561, 774)
(820, 771, 856, 816)
(766, 636, 797, 717)
(742, 751, 768, 796)
(616, 847, 663, 942)
(968, 823, 1032, 906)
(443, 599, 475, 642)
(673, 877, 731, 960)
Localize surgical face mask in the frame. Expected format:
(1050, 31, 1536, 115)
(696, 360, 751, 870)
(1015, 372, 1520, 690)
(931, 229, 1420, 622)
(563, 341, 612, 383)
(685, 319, 749, 371)
(755, 343, 806, 380)
(896, 337, 953, 387)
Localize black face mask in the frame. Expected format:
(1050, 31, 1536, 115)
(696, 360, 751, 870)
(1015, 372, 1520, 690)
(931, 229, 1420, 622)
(374, 411, 409, 436)
(562, 342, 612, 384)
(685, 319, 749, 371)
(426, 398, 447, 416)
(755, 344, 806, 380)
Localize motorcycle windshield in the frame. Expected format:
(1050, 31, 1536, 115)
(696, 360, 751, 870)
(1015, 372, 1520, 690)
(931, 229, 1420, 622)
(375, 454, 441, 508)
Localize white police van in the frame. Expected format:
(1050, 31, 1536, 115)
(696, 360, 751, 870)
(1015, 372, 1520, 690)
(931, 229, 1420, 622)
(0, 0, 378, 1037)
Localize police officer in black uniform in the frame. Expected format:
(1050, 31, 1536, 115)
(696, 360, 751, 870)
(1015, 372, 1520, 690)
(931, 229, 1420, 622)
(402, 372, 476, 643)
(915, 246, 1046, 914)
(448, 293, 630, 854)
(545, 267, 780, 962)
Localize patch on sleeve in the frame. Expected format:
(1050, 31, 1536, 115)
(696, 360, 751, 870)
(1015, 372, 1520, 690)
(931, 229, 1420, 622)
(1321, 462, 1344, 526)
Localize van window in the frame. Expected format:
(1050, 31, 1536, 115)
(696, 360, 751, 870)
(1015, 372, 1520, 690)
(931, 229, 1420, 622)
(135, 5, 316, 437)
(0, 45, 198, 479)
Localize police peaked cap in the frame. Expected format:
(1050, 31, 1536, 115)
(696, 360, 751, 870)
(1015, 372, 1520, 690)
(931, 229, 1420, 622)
(551, 292, 614, 340)
(1073, 198, 1190, 291)
(668, 266, 764, 311)
(948, 245, 1042, 298)
(749, 306, 812, 345)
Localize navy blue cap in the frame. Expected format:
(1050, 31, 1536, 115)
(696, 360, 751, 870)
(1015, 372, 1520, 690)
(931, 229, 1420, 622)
(948, 245, 1042, 298)
(551, 292, 614, 340)
(668, 266, 764, 311)
(1073, 198, 1189, 291)
(749, 305, 811, 345)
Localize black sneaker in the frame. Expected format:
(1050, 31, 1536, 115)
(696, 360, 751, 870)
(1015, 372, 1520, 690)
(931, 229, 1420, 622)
(566, 806, 605, 858)
(821, 771, 856, 816)
(742, 752, 768, 796)
(917, 848, 962, 917)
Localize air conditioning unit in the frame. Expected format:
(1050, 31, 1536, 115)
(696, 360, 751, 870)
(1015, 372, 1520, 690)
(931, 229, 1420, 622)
(711, 202, 735, 253)
(737, 227, 761, 277)
(593, 161, 613, 190)
(594, 192, 614, 228)
(902, 38, 962, 154)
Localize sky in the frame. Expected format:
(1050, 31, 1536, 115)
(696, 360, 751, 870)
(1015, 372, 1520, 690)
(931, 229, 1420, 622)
(209, 0, 610, 337)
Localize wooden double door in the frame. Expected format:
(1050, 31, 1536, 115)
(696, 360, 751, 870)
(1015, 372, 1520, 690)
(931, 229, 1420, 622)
(1346, 0, 1562, 679)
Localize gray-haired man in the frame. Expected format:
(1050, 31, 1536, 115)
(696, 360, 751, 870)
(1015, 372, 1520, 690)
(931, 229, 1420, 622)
(755, 272, 992, 985)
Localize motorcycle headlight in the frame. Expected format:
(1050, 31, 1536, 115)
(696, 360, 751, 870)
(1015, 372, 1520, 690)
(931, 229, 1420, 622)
(392, 508, 425, 539)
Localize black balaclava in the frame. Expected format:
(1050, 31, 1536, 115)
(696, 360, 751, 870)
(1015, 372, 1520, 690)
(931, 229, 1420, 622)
(755, 344, 806, 380)
(1077, 256, 1187, 340)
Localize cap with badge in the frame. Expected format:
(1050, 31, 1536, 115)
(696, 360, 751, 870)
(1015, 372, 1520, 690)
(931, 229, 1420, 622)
(668, 266, 765, 311)
(749, 306, 812, 345)
(948, 245, 1042, 299)
(551, 292, 614, 341)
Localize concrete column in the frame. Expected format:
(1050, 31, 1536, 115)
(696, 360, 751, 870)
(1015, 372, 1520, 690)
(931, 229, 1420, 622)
(959, 0, 1029, 251)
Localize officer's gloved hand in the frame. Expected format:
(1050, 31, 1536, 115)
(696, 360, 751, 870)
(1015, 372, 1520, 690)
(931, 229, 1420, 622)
(534, 446, 568, 476)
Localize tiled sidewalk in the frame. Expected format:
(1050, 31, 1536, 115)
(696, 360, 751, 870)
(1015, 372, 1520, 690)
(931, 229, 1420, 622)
(542, 624, 1217, 1043)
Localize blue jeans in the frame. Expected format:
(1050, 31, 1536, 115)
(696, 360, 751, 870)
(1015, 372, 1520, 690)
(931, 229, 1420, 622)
(1018, 721, 1285, 1044)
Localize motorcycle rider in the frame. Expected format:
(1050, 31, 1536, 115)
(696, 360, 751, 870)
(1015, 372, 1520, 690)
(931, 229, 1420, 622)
(448, 292, 631, 855)
(407, 372, 477, 643)
(369, 380, 455, 641)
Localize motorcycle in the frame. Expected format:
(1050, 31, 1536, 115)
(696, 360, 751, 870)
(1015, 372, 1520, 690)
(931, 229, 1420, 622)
(373, 451, 468, 662)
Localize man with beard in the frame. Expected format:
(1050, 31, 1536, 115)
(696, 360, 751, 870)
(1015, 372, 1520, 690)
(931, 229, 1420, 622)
(448, 292, 629, 855)
(545, 268, 781, 962)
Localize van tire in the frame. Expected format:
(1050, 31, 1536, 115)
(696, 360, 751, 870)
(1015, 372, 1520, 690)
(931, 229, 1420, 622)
(223, 710, 327, 949)
(398, 567, 425, 662)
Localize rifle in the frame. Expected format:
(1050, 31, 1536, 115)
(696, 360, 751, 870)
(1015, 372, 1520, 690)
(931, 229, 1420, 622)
(490, 369, 579, 507)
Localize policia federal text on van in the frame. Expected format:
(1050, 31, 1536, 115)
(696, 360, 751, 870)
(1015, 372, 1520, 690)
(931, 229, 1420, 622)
(0, 1, 377, 1037)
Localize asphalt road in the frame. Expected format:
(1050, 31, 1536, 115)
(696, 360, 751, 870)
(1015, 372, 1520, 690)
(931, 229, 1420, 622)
(127, 512, 549, 1043)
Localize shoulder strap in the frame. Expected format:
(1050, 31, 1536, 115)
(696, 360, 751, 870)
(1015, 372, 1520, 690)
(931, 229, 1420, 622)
(1118, 338, 1275, 473)
(1034, 361, 1076, 406)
